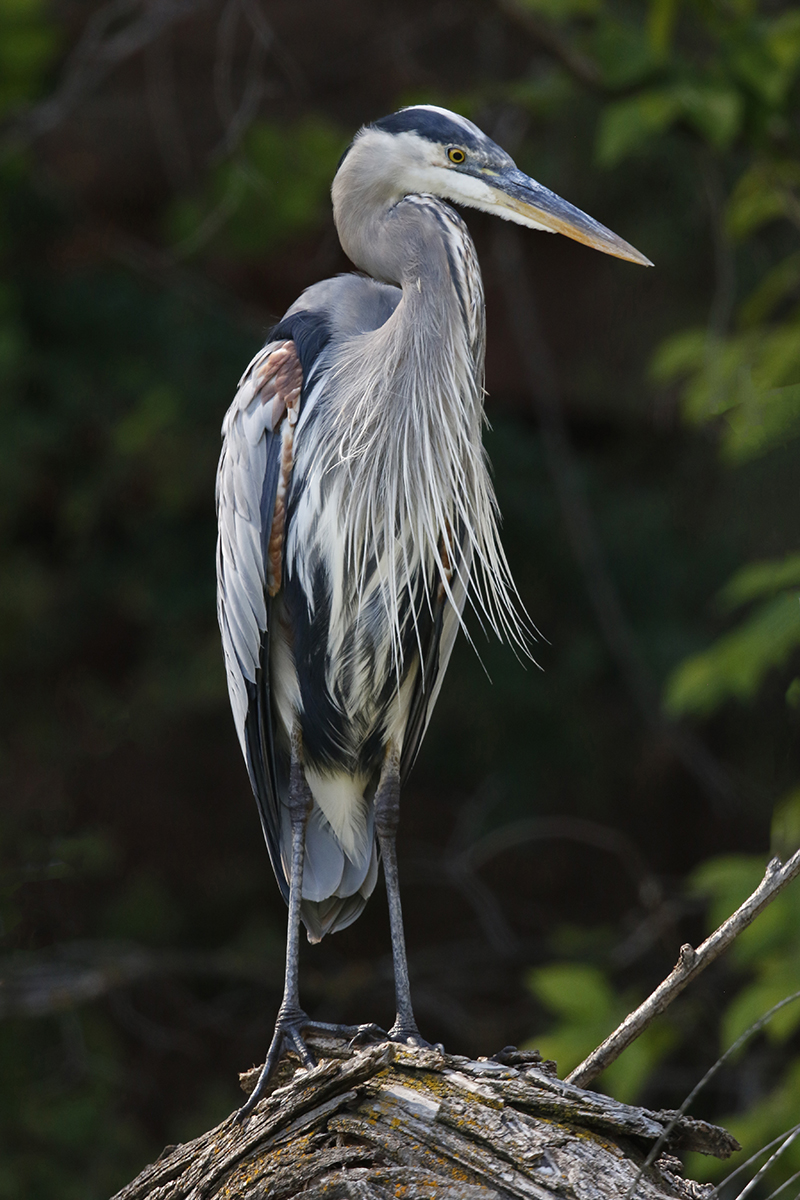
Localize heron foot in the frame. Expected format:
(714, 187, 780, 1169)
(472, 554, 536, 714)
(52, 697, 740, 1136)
(236, 1013, 387, 1121)
(237, 1006, 315, 1121)
(387, 1021, 438, 1050)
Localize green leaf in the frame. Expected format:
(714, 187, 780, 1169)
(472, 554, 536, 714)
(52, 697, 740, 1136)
(724, 10, 800, 107)
(672, 82, 742, 149)
(725, 27, 788, 106)
(772, 787, 800, 860)
(525, 963, 621, 1075)
(527, 961, 617, 1022)
(525, 962, 673, 1102)
(719, 554, 800, 611)
(167, 117, 346, 258)
(596, 77, 742, 168)
(516, 0, 600, 19)
(766, 10, 800, 81)
(601, 1023, 675, 1104)
(596, 89, 680, 168)
(653, 317, 800, 460)
(722, 971, 800, 1048)
(592, 18, 656, 88)
(647, 0, 680, 56)
(739, 252, 800, 327)
(0, 0, 58, 116)
(691, 853, 800, 970)
(726, 160, 800, 241)
(664, 592, 800, 716)
(723, 381, 800, 462)
(650, 328, 707, 383)
(690, 855, 766, 932)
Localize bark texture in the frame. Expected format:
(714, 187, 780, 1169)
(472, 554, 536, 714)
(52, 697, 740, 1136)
(111, 1038, 738, 1200)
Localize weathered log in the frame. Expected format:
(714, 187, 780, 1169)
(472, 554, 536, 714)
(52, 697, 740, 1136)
(111, 1037, 738, 1199)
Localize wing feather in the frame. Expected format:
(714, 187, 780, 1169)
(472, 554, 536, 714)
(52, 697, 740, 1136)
(216, 340, 302, 898)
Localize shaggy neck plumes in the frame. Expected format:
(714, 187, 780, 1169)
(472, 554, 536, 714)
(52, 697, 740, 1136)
(324, 188, 528, 668)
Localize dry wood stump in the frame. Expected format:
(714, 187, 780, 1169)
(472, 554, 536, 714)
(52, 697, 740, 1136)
(112, 1037, 738, 1200)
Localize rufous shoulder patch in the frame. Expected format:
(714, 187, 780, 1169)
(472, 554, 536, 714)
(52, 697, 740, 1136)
(261, 341, 302, 596)
(257, 340, 303, 432)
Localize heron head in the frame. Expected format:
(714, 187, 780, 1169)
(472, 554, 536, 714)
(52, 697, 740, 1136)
(335, 105, 651, 268)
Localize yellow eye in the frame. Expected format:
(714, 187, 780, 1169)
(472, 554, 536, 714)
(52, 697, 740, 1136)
(447, 146, 466, 164)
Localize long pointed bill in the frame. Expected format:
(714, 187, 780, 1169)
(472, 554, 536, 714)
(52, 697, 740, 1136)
(486, 167, 653, 267)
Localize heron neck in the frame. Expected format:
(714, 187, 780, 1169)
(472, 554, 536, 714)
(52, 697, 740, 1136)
(335, 191, 483, 362)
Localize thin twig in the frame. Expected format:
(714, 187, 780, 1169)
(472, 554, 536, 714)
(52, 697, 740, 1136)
(144, 29, 193, 189)
(2, 0, 203, 152)
(735, 1127, 800, 1200)
(760, 1165, 800, 1200)
(626, 990, 800, 1200)
(567, 847, 800, 1088)
(716, 1125, 800, 1197)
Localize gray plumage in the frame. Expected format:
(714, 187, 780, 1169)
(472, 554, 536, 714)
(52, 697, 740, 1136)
(215, 104, 650, 1109)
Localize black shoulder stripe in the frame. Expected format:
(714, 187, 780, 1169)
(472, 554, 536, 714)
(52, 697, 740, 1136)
(269, 310, 332, 386)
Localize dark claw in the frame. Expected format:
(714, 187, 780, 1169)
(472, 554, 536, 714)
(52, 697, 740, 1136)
(236, 1016, 389, 1121)
(237, 1010, 317, 1121)
(344, 1022, 387, 1048)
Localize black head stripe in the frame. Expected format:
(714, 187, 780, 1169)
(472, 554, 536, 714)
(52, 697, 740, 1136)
(371, 107, 485, 153)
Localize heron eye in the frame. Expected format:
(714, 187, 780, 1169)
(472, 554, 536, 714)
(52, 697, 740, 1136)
(447, 146, 466, 164)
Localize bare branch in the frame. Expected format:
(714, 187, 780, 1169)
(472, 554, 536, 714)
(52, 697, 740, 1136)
(144, 27, 194, 190)
(0, 939, 282, 1019)
(759, 1164, 800, 1200)
(715, 1124, 800, 1198)
(2, 0, 204, 152)
(566, 847, 800, 1089)
(627, 991, 800, 1200)
(734, 1125, 800, 1200)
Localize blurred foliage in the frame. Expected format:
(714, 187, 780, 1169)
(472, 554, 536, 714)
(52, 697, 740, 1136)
(684, 800, 800, 1183)
(511, 0, 800, 1188)
(644, 3, 800, 1178)
(0, 0, 58, 119)
(168, 118, 346, 258)
(0, 1013, 151, 1200)
(0, 0, 798, 1195)
(664, 557, 800, 715)
(525, 960, 674, 1103)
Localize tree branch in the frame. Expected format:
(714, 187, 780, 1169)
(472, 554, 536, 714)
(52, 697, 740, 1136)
(110, 1038, 737, 1199)
(566, 848, 800, 1088)
(2, 0, 203, 152)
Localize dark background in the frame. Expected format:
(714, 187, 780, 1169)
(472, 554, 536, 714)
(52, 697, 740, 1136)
(1, 0, 799, 1195)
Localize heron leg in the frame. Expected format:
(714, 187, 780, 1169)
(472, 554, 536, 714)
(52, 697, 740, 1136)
(374, 744, 425, 1044)
(237, 728, 314, 1119)
(238, 730, 386, 1120)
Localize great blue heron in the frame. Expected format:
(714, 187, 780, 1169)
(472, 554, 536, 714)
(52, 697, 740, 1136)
(217, 104, 650, 1115)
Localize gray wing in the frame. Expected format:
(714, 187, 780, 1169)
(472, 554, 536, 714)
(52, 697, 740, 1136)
(216, 339, 301, 901)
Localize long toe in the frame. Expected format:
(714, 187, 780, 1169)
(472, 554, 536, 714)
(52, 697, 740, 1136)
(303, 1019, 388, 1046)
(237, 1012, 317, 1121)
